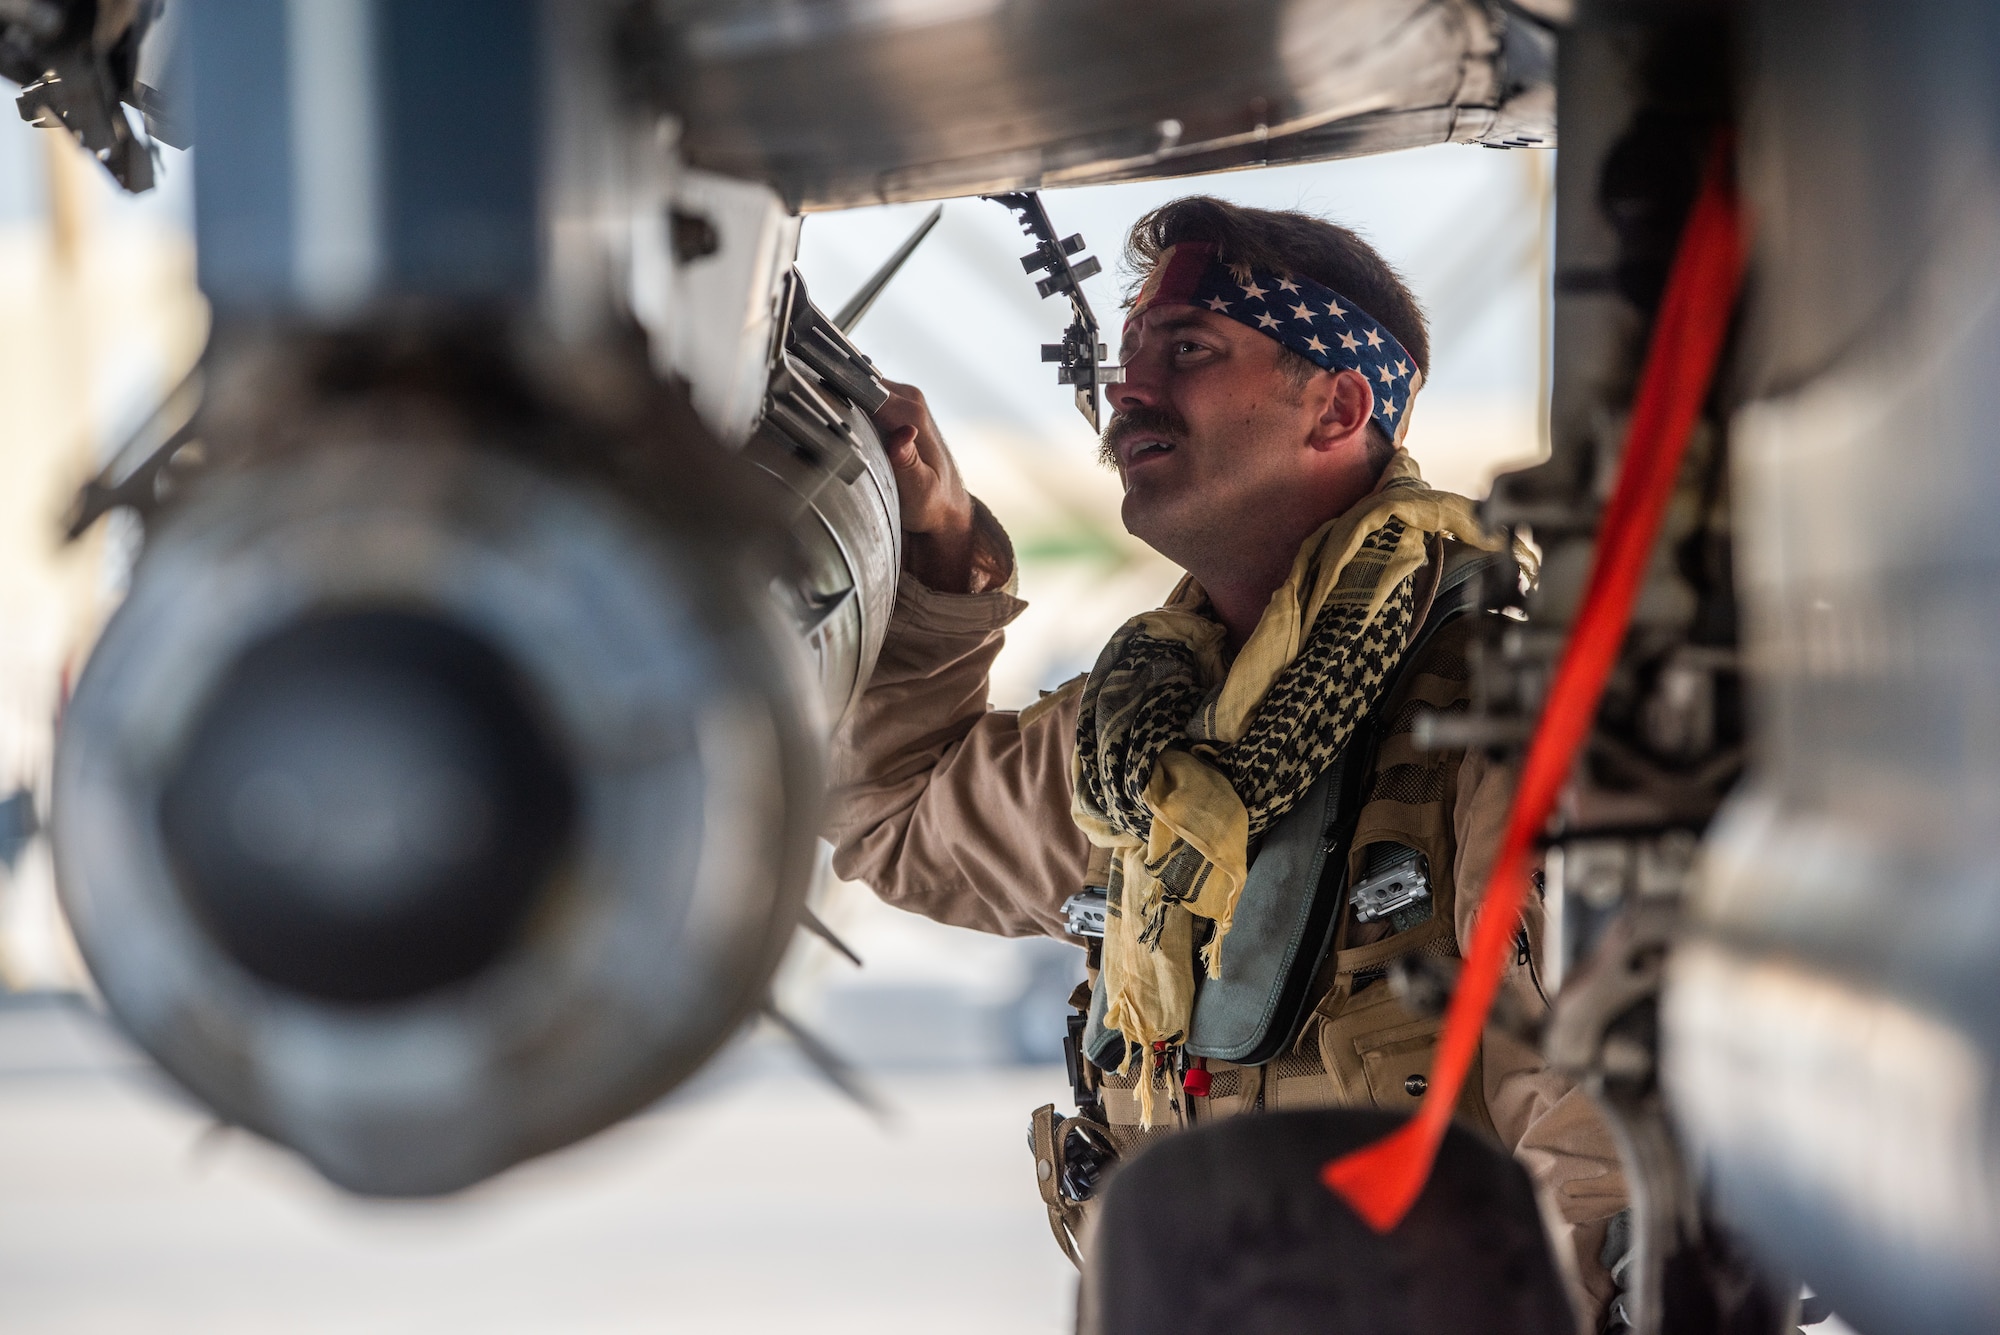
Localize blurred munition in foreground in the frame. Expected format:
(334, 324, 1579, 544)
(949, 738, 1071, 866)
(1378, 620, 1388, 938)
(55, 342, 875, 1193)
(39, 0, 904, 1194)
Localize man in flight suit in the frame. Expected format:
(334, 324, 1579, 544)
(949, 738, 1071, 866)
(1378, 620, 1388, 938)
(824, 196, 1628, 1324)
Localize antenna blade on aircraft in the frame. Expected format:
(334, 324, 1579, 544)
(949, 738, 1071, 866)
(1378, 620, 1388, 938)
(834, 204, 943, 334)
(800, 905, 864, 967)
(762, 1000, 890, 1121)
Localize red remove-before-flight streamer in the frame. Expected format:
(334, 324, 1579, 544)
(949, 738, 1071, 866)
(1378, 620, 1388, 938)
(1321, 142, 1750, 1233)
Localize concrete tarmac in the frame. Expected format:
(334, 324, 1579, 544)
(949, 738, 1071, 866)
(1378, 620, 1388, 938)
(0, 996, 1077, 1334)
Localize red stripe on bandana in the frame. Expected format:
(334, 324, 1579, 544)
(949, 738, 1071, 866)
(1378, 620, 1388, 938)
(1125, 242, 1217, 328)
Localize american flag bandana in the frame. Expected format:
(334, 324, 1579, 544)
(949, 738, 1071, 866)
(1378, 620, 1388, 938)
(1126, 242, 1423, 446)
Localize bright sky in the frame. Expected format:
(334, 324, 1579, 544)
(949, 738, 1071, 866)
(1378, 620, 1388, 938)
(796, 145, 1552, 473)
(0, 117, 1551, 485)
(796, 145, 1554, 702)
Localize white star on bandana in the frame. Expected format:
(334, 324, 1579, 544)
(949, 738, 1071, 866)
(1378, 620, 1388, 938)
(1167, 248, 1419, 447)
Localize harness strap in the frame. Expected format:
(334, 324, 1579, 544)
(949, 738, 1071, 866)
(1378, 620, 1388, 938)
(1029, 1103, 1087, 1268)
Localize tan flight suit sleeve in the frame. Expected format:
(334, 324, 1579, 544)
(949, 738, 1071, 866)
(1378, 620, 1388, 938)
(823, 509, 1091, 940)
(1454, 749, 1629, 1325)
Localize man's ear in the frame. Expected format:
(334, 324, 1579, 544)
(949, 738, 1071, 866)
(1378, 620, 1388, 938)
(1305, 368, 1375, 453)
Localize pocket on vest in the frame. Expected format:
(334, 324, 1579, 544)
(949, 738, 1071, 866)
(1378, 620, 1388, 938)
(1317, 983, 1498, 1135)
(1361, 1029, 1443, 1110)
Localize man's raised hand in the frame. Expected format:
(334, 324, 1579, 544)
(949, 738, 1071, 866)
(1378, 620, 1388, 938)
(872, 380, 981, 593)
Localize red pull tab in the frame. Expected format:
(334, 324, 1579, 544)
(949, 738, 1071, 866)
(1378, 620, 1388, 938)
(1321, 140, 1750, 1233)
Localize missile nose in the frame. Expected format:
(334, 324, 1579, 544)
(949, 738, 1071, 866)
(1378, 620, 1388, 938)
(159, 611, 577, 1004)
(52, 432, 839, 1194)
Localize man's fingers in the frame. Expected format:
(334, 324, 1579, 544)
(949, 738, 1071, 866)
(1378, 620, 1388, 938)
(871, 383, 971, 542)
(883, 423, 921, 468)
(872, 383, 933, 460)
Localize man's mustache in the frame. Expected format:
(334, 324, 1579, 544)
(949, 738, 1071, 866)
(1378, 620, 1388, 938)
(1098, 405, 1189, 469)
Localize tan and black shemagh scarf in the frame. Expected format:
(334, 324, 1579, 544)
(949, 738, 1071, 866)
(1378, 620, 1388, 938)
(1070, 452, 1505, 1122)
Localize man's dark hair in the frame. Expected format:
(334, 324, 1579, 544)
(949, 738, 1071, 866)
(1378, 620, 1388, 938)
(1124, 197, 1429, 470)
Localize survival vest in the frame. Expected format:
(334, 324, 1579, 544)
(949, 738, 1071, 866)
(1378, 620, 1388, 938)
(1030, 538, 1517, 1265)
